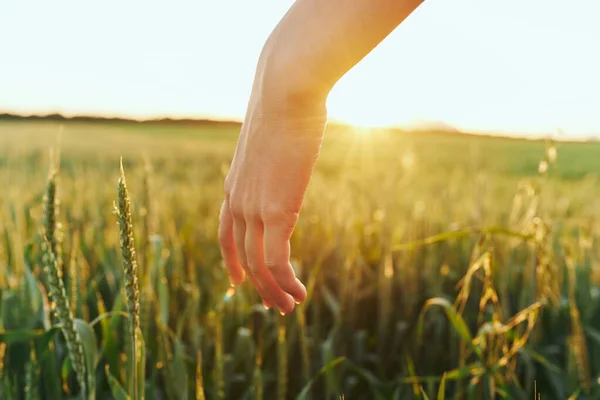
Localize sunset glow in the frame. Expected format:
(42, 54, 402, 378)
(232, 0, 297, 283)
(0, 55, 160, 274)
(1, 0, 600, 138)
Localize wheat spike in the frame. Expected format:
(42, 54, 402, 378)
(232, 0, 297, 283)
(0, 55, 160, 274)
(41, 238, 87, 397)
(43, 170, 63, 274)
(114, 158, 142, 399)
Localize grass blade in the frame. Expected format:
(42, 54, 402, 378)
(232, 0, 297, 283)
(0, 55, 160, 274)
(105, 365, 130, 400)
(297, 357, 345, 400)
(417, 297, 482, 360)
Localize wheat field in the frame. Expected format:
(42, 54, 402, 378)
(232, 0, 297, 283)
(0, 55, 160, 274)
(1, 120, 600, 399)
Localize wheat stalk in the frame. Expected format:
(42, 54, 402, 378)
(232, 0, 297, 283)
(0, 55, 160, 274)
(69, 231, 80, 316)
(566, 254, 591, 393)
(296, 304, 311, 386)
(214, 311, 225, 400)
(114, 158, 142, 399)
(277, 314, 288, 400)
(140, 156, 154, 277)
(24, 345, 39, 400)
(195, 349, 206, 400)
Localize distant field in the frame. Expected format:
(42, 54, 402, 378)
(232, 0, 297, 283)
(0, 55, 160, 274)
(1, 120, 600, 399)
(2, 120, 599, 179)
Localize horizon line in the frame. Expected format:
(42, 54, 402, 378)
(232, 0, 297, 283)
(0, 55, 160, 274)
(1, 110, 598, 143)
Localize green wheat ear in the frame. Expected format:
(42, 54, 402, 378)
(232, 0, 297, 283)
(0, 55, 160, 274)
(41, 168, 87, 397)
(114, 157, 142, 399)
(40, 237, 87, 397)
(43, 169, 63, 274)
(115, 158, 141, 335)
(43, 169, 61, 327)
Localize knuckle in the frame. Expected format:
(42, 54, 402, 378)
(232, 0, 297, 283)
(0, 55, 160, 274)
(261, 205, 298, 226)
(228, 200, 244, 219)
(231, 208, 244, 220)
(223, 181, 232, 198)
(223, 178, 236, 203)
(245, 208, 262, 223)
(264, 258, 279, 271)
(224, 191, 232, 205)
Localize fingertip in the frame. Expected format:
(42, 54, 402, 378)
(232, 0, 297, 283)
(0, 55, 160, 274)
(278, 293, 296, 315)
(265, 283, 295, 315)
(271, 268, 307, 303)
(262, 300, 274, 310)
(228, 270, 245, 286)
(292, 278, 307, 303)
(223, 259, 245, 286)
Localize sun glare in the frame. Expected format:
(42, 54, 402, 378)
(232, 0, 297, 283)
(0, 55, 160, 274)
(334, 112, 398, 130)
(326, 88, 403, 132)
(352, 126, 376, 136)
(1, 1, 599, 138)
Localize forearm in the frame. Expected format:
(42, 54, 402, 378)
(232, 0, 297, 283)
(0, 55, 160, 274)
(257, 0, 424, 101)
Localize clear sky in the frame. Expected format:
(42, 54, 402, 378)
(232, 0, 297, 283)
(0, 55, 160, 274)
(1, 0, 599, 138)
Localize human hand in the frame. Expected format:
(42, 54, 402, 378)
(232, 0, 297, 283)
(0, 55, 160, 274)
(218, 90, 327, 315)
(217, 0, 419, 314)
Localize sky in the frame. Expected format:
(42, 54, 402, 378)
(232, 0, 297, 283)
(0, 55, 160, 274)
(1, 0, 600, 138)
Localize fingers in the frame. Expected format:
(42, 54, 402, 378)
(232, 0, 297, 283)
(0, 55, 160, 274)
(263, 223, 307, 303)
(245, 221, 295, 314)
(231, 205, 277, 309)
(218, 201, 245, 285)
(220, 196, 304, 314)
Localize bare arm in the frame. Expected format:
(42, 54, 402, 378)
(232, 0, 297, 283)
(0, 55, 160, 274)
(259, 0, 424, 101)
(219, 0, 424, 315)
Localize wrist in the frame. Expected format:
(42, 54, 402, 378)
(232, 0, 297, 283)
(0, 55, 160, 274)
(255, 38, 331, 117)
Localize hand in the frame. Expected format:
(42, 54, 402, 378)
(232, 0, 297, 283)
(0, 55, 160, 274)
(218, 88, 327, 315)
(217, 0, 419, 314)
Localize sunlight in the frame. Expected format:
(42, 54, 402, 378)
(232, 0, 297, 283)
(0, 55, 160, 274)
(329, 103, 400, 130)
(351, 125, 376, 136)
(345, 115, 395, 130)
(1, 0, 599, 137)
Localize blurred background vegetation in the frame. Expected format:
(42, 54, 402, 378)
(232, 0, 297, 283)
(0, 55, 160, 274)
(1, 119, 599, 399)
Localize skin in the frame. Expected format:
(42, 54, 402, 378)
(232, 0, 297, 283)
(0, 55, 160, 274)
(219, 0, 424, 314)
